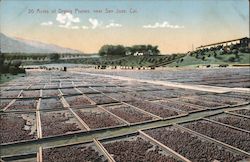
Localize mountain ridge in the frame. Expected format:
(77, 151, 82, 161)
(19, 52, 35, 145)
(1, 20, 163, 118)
(0, 33, 82, 54)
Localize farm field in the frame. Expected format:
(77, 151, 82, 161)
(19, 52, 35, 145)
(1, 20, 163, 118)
(0, 68, 249, 161)
(1, 0, 249, 160)
(75, 67, 250, 88)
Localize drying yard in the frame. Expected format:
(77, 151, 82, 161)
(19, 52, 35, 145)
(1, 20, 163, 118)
(0, 67, 249, 162)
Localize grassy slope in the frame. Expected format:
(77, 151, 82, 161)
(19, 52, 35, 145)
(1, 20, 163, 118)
(167, 52, 250, 67)
(100, 55, 175, 67)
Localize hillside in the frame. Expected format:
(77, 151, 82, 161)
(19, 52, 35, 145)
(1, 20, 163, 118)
(167, 45, 250, 67)
(92, 55, 184, 67)
(0, 33, 81, 54)
(168, 52, 250, 67)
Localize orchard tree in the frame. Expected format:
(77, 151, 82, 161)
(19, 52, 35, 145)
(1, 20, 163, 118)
(49, 53, 60, 61)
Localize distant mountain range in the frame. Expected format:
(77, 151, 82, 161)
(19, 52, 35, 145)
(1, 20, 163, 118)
(0, 33, 82, 54)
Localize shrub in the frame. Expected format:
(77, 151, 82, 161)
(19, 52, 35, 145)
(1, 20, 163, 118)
(9, 66, 18, 75)
(232, 49, 238, 54)
(214, 52, 217, 58)
(221, 50, 227, 55)
(228, 57, 236, 62)
(0, 64, 9, 73)
(239, 47, 245, 53)
(229, 44, 235, 50)
(49, 53, 60, 61)
(17, 68, 26, 73)
(11, 60, 22, 68)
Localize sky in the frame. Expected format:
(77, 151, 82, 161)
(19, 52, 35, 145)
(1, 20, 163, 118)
(0, 0, 249, 54)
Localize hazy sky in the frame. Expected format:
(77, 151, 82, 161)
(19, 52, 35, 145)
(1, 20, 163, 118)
(1, 0, 249, 54)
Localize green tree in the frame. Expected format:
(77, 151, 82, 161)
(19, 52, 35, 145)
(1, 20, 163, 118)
(99, 44, 160, 56)
(99, 45, 126, 56)
(228, 56, 236, 62)
(12, 60, 22, 68)
(0, 53, 5, 73)
(49, 53, 60, 61)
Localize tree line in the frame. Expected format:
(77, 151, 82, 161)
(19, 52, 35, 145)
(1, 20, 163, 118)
(98, 45, 160, 56)
(2, 53, 84, 61)
(0, 53, 25, 75)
